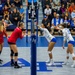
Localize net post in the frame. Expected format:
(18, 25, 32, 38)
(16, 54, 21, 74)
(26, 8, 28, 42)
(31, 0, 37, 75)
(31, 33, 36, 75)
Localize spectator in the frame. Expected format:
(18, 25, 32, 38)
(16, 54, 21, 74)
(5, 0, 11, 9)
(41, 15, 50, 30)
(40, 15, 50, 35)
(14, 0, 22, 9)
(53, 0, 61, 14)
(63, 15, 70, 28)
(50, 0, 54, 8)
(52, 11, 57, 18)
(71, 9, 75, 20)
(68, 2, 75, 14)
(51, 3, 57, 14)
(60, 4, 65, 15)
(1, 0, 6, 3)
(4, 16, 12, 26)
(11, 8, 21, 25)
(70, 17, 75, 30)
(64, 8, 71, 19)
(0, 0, 4, 16)
(53, 0, 60, 6)
(51, 14, 63, 34)
(44, 5, 52, 17)
(44, 4, 52, 24)
(41, 0, 51, 16)
(61, 0, 67, 8)
(3, 5, 9, 19)
(10, 3, 17, 14)
(19, 5, 24, 21)
(44, 0, 50, 8)
(2, 18, 9, 29)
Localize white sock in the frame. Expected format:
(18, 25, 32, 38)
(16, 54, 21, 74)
(50, 59, 53, 63)
(73, 60, 75, 64)
(66, 59, 69, 62)
(47, 57, 50, 62)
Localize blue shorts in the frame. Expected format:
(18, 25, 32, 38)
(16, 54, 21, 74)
(68, 41, 75, 45)
(51, 38, 57, 43)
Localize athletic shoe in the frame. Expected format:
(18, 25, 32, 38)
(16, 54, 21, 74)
(11, 62, 14, 66)
(0, 59, 3, 62)
(62, 62, 69, 65)
(0, 59, 3, 64)
(14, 64, 22, 69)
(47, 62, 55, 66)
(46, 59, 50, 63)
(0, 61, 2, 64)
(71, 63, 75, 68)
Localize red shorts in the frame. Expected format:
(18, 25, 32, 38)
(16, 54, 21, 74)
(0, 41, 4, 44)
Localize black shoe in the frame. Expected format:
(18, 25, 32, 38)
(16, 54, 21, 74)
(14, 64, 22, 69)
(11, 62, 14, 66)
(0, 59, 3, 64)
(0, 61, 2, 64)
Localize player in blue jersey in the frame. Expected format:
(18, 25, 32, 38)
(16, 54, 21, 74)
(59, 23, 75, 68)
(36, 25, 56, 66)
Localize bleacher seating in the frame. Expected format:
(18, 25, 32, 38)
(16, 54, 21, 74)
(1, 0, 23, 31)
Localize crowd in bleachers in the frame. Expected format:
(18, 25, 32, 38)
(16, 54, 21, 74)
(0, 0, 24, 30)
(40, 0, 75, 35)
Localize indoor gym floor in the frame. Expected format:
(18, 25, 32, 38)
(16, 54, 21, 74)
(0, 36, 75, 75)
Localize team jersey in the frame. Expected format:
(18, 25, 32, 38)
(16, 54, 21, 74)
(40, 27, 55, 42)
(62, 28, 74, 42)
(0, 30, 7, 44)
(8, 27, 23, 43)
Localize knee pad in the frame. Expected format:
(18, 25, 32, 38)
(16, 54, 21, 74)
(10, 50, 14, 56)
(0, 51, 2, 54)
(14, 53, 18, 56)
(71, 53, 75, 58)
(48, 51, 52, 54)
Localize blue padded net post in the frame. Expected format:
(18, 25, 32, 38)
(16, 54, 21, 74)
(31, 0, 37, 75)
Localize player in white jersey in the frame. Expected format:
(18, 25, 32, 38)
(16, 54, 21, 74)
(59, 23, 75, 68)
(37, 25, 56, 66)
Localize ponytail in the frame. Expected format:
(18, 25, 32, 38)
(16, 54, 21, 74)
(18, 22, 24, 27)
(0, 21, 4, 32)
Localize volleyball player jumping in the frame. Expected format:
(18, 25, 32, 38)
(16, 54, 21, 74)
(36, 25, 56, 66)
(0, 21, 8, 64)
(8, 22, 26, 68)
(59, 23, 75, 68)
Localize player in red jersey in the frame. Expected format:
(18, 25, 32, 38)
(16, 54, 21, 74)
(0, 21, 8, 64)
(8, 22, 26, 68)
